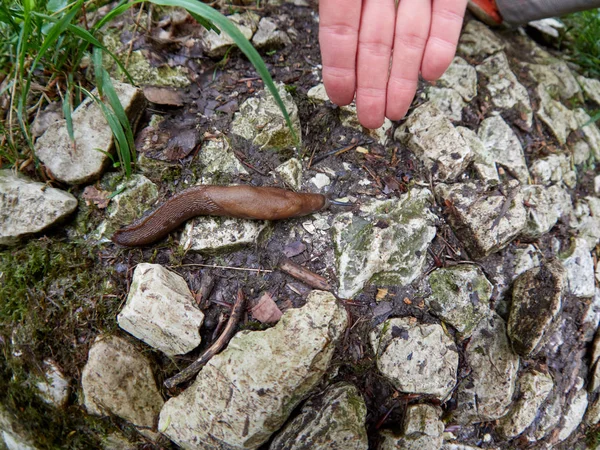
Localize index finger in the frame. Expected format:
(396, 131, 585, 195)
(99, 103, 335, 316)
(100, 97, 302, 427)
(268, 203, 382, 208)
(319, 0, 362, 106)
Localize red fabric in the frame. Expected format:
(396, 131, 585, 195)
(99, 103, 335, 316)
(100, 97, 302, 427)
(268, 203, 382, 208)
(470, 0, 503, 23)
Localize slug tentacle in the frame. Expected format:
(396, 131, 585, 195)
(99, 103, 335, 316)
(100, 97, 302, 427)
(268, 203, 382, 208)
(111, 185, 327, 247)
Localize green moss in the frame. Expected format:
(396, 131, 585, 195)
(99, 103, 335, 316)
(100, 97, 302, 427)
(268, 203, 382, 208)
(0, 240, 125, 448)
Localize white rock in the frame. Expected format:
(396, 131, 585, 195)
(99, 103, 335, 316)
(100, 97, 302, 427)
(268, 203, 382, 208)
(251, 17, 291, 49)
(181, 216, 268, 252)
(476, 52, 533, 127)
(159, 291, 348, 450)
(269, 383, 368, 450)
(529, 153, 575, 187)
(117, 263, 204, 356)
(528, 18, 565, 39)
(202, 12, 259, 57)
(426, 87, 465, 121)
(310, 173, 331, 189)
(497, 370, 554, 438)
(380, 404, 444, 450)
(546, 184, 574, 225)
(573, 108, 600, 162)
(275, 158, 302, 190)
(532, 394, 563, 440)
(307, 83, 330, 103)
(512, 245, 542, 278)
(453, 313, 520, 423)
(82, 335, 164, 434)
(577, 75, 600, 106)
(34, 360, 69, 408)
(395, 102, 473, 181)
(560, 237, 595, 298)
(371, 317, 458, 399)
(536, 85, 578, 145)
(2, 432, 38, 450)
(582, 288, 600, 342)
(524, 60, 581, 101)
(0, 170, 77, 246)
(458, 20, 505, 59)
(521, 185, 559, 238)
(339, 104, 392, 145)
(477, 116, 530, 184)
(557, 386, 588, 441)
(437, 56, 478, 101)
(596, 176, 600, 194)
(35, 81, 145, 184)
(456, 127, 499, 186)
(199, 138, 248, 183)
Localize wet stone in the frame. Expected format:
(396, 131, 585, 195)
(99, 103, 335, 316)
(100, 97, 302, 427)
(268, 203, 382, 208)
(35, 81, 145, 185)
(379, 404, 444, 450)
(458, 20, 505, 59)
(476, 52, 533, 127)
(452, 313, 520, 424)
(437, 56, 478, 101)
(370, 317, 458, 399)
(269, 383, 368, 450)
(332, 188, 436, 298)
(497, 370, 554, 438)
(117, 263, 204, 356)
(435, 181, 527, 258)
(425, 265, 492, 339)
(394, 102, 473, 181)
(159, 291, 348, 450)
(0, 170, 77, 246)
(560, 237, 595, 298)
(508, 260, 565, 357)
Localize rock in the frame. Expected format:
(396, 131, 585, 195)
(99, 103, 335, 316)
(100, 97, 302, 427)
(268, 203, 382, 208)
(159, 291, 348, 449)
(394, 102, 473, 181)
(547, 185, 574, 225)
(477, 116, 530, 184)
(527, 18, 566, 44)
(231, 83, 301, 149)
(31, 102, 62, 138)
(435, 181, 527, 258)
(370, 317, 458, 399)
(458, 20, 505, 59)
(425, 265, 492, 338)
(577, 75, 600, 106)
(379, 404, 444, 450)
(590, 332, 600, 392)
(437, 56, 478, 101)
(82, 335, 164, 435)
(524, 60, 581, 101)
(332, 188, 436, 298)
(521, 185, 559, 238)
(426, 87, 465, 121)
(512, 245, 542, 278)
(310, 173, 331, 190)
(508, 260, 564, 357)
(0, 170, 77, 246)
(452, 313, 520, 423)
(582, 288, 600, 342)
(456, 127, 499, 186)
(181, 215, 268, 253)
(571, 139, 592, 166)
(35, 81, 145, 184)
(585, 394, 600, 426)
(573, 108, 600, 161)
(252, 17, 291, 49)
(557, 384, 588, 442)
(573, 196, 600, 250)
(2, 432, 38, 450)
(275, 158, 302, 190)
(307, 83, 330, 103)
(0, 407, 39, 450)
(202, 12, 259, 58)
(529, 153, 575, 188)
(560, 237, 595, 298)
(596, 176, 600, 194)
(117, 263, 204, 356)
(532, 394, 563, 440)
(535, 85, 578, 145)
(269, 383, 368, 450)
(198, 138, 248, 182)
(339, 104, 392, 145)
(476, 52, 533, 127)
(33, 360, 69, 408)
(497, 371, 554, 438)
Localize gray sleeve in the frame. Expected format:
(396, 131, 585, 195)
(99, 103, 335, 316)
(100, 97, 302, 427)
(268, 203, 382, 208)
(496, 0, 600, 24)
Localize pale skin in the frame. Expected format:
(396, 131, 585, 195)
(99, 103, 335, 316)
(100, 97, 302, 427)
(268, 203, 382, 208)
(319, 0, 469, 129)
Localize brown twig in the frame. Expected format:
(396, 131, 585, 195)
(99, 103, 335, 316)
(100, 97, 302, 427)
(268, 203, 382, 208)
(170, 263, 272, 273)
(196, 274, 216, 309)
(278, 257, 332, 291)
(164, 289, 246, 389)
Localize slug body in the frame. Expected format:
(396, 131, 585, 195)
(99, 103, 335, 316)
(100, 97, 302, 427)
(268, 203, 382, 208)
(112, 185, 328, 247)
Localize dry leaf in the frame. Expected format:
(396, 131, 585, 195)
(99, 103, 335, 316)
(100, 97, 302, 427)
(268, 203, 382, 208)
(143, 86, 184, 107)
(376, 288, 388, 301)
(82, 186, 110, 209)
(250, 293, 282, 324)
(355, 146, 369, 154)
(403, 297, 412, 305)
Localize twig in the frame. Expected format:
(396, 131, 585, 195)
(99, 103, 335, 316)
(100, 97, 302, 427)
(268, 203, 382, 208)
(278, 257, 332, 291)
(170, 263, 272, 273)
(196, 274, 216, 309)
(164, 289, 246, 389)
(491, 185, 521, 230)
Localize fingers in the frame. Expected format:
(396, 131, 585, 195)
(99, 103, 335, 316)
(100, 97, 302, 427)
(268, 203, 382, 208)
(319, 0, 362, 106)
(386, 0, 432, 121)
(421, 0, 468, 81)
(355, 0, 396, 129)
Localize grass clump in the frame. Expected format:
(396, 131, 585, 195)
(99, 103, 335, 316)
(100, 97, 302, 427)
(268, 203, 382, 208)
(563, 9, 600, 79)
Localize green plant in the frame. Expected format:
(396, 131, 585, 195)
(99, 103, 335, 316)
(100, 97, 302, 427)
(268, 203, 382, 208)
(563, 9, 600, 79)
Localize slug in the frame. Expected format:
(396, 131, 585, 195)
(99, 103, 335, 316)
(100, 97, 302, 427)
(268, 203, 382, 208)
(112, 185, 329, 247)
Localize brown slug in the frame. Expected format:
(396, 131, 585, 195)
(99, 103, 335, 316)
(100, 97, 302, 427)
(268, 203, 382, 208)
(111, 185, 329, 247)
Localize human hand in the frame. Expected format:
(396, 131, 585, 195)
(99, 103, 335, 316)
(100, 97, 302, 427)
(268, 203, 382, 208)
(319, 0, 468, 129)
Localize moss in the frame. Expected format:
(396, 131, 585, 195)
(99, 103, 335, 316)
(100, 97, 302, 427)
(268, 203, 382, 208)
(0, 240, 125, 448)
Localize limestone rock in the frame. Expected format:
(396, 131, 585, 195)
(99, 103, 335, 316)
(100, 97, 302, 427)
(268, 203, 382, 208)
(82, 335, 164, 432)
(577, 75, 600, 106)
(572, 196, 600, 250)
(527, 18, 566, 44)
(532, 394, 563, 440)
(307, 83, 330, 103)
(158, 291, 348, 450)
(394, 102, 473, 181)
(117, 263, 204, 356)
(33, 360, 69, 408)
(453, 313, 520, 423)
(231, 83, 301, 149)
(426, 87, 465, 121)
(536, 85, 578, 145)
(202, 12, 259, 58)
(456, 127, 499, 186)
(529, 153, 575, 188)
(435, 181, 527, 258)
(476, 52, 533, 127)
(524, 60, 581, 101)
(380, 404, 444, 450)
(590, 331, 600, 392)
(497, 370, 554, 438)
(269, 383, 368, 450)
(370, 317, 458, 399)
(35, 81, 145, 184)
(339, 104, 392, 145)
(181, 215, 268, 252)
(437, 56, 478, 101)
(521, 185, 559, 239)
(252, 17, 291, 49)
(573, 108, 600, 162)
(582, 288, 600, 343)
(0, 170, 77, 245)
(274, 158, 302, 190)
(557, 385, 588, 442)
(458, 20, 505, 59)
(585, 395, 600, 426)
(508, 260, 564, 357)
(425, 265, 492, 339)
(199, 138, 248, 183)
(477, 116, 530, 184)
(332, 188, 436, 298)
(560, 237, 595, 298)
